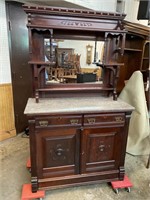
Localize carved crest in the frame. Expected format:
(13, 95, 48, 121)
(61, 20, 92, 27)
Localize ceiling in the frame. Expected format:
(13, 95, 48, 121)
(7, 0, 89, 9)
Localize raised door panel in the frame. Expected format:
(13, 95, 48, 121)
(81, 127, 123, 174)
(35, 128, 80, 178)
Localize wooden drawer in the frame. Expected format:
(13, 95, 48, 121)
(35, 115, 82, 127)
(84, 113, 125, 126)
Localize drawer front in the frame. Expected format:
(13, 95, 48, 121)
(35, 115, 82, 127)
(84, 113, 125, 126)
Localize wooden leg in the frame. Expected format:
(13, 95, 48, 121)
(146, 154, 150, 168)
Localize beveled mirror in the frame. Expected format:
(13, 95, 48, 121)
(44, 39, 105, 84)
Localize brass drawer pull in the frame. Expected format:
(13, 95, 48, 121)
(87, 118, 95, 124)
(39, 120, 48, 127)
(115, 117, 124, 122)
(70, 119, 79, 125)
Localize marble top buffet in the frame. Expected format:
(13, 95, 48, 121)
(23, 4, 134, 193)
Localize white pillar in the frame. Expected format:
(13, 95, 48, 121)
(0, 0, 12, 84)
(65, 0, 117, 12)
(124, 0, 148, 25)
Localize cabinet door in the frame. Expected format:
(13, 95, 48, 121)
(35, 128, 80, 178)
(80, 127, 124, 174)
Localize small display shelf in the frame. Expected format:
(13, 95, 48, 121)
(124, 48, 142, 52)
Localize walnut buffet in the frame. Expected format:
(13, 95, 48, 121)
(23, 5, 134, 193)
(24, 97, 133, 192)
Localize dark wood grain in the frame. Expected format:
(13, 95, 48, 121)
(23, 5, 127, 101)
(24, 5, 133, 193)
(27, 111, 131, 192)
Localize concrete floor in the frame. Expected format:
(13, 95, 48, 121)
(0, 133, 150, 200)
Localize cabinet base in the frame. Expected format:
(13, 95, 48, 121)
(37, 170, 123, 191)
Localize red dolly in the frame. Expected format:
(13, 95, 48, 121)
(111, 175, 133, 194)
(22, 158, 45, 199)
(21, 184, 45, 200)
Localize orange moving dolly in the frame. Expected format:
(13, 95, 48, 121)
(111, 175, 133, 194)
(26, 158, 31, 169)
(21, 184, 45, 200)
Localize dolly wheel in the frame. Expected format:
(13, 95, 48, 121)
(126, 187, 131, 193)
(114, 188, 119, 194)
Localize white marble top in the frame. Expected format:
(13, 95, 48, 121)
(24, 97, 134, 115)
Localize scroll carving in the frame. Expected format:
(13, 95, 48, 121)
(61, 20, 92, 27)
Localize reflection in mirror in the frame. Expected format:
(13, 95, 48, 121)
(44, 39, 104, 84)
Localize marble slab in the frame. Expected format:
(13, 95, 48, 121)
(24, 97, 134, 115)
